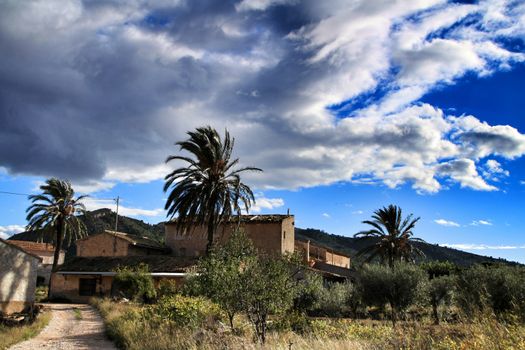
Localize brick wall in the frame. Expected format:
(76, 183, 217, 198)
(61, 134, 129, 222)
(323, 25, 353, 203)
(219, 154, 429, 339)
(165, 218, 295, 257)
(77, 233, 130, 257)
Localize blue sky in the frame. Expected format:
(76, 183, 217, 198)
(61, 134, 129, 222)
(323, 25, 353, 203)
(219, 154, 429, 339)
(1, 0, 524, 263)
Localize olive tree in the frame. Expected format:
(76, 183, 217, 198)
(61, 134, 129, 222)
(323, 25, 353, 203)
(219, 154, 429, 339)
(359, 263, 425, 326)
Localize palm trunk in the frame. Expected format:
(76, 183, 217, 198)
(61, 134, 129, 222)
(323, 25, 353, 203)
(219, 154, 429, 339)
(48, 217, 64, 298)
(205, 214, 215, 255)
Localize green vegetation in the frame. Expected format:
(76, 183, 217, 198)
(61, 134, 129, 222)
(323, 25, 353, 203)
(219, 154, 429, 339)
(0, 312, 51, 349)
(73, 307, 83, 320)
(164, 126, 261, 253)
(113, 263, 157, 303)
(186, 230, 299, 343)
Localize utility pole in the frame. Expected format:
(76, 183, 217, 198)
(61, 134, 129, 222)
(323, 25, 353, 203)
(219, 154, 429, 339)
(114, 196, 120, 231)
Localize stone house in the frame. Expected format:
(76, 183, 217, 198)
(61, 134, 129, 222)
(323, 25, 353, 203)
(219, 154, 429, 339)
(75, 230, 168, 257)
(165, 215, 295, 257)
(8, 240, 64, 286)
(295, 239, 351, 269)
(50, 230, 187, 302)
(50, 255, 192, 303)
(0, 238, 42, 314)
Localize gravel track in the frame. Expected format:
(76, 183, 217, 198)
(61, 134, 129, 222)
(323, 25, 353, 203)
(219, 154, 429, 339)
(9, 303, 116, 350)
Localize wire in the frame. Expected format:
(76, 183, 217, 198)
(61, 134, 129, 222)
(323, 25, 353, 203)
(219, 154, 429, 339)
(0, 190, 31, 196)
(0, 190, 118, 201)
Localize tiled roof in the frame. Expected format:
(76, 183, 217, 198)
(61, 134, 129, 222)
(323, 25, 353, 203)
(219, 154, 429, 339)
(8, 240, 57, 253)
(77, 230, 166, 250)
(0, 238, 43, 261)
(166, 214, 293, 225)
(57, 255, 196, 273)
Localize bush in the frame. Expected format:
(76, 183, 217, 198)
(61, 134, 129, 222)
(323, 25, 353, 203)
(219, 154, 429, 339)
(113, 263, 157, 303)
(456, 264, 525, 320)
(316, 282, 351, 317)
(154, 295, 223, 329)
(294, 271, 324, 312)
(157, 279, 180, 299)
(427, 275, 455, 324)
(359, 263, 426, 325)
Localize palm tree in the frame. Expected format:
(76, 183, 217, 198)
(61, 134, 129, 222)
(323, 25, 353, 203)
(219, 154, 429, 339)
(164, 126, 262, 254)
(354, 205, 424, 268)
(26, 178, 87, 294)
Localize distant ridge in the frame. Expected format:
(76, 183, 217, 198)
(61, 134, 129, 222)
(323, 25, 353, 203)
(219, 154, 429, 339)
(296, 227, 518, 267)
(9, 209, 517, 266)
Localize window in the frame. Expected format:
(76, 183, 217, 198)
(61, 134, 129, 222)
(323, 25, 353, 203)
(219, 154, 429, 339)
(79, 278, 97, 296)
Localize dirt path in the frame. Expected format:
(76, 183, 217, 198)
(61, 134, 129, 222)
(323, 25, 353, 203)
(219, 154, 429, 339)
(9, 303, 116, 350)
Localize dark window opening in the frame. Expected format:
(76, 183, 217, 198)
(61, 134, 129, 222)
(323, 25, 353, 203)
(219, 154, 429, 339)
(79, 278, 97, 296)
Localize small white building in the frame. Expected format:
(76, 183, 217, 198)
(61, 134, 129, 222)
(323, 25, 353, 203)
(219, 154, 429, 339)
(8, 240, 65, 285)
(0, 238, 41, 314)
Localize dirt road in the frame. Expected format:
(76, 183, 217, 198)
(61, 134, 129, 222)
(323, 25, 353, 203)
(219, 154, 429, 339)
(9, 303, 116, 350)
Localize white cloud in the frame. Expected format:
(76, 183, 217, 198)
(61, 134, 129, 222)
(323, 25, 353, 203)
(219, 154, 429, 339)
(248, 194, 284, 213)
(352, 210, 364, 215)
(1, 0, 525, 195)
(441, 243, 525, 250)
(470, 219, 493, 226)
(72, 180, 116, 194)
(434, 219, 460, 227)
(322, 213, 330, 218)
(0, 224, 26, 239)
(482, 159, 510, 181)
(83, 198, 164, 218)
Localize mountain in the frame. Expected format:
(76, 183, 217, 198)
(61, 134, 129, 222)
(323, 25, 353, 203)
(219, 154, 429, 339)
(9, 210, 516, 266)
(296, 227, 517, 267)
(9, 208, 164, 256)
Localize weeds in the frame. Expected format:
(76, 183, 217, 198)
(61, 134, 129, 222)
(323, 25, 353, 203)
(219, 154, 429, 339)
(0, 311, 51, 350)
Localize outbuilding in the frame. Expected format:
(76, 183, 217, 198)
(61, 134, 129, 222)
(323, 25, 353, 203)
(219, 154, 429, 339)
(0, 238, 42, 314)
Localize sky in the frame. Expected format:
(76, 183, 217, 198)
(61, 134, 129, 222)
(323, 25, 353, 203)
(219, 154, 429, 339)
(0, 0, 524, 263)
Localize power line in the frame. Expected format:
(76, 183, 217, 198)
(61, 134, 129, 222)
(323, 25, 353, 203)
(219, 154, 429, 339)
(0, 190, 118, 201)
(0, 190, 31, 196)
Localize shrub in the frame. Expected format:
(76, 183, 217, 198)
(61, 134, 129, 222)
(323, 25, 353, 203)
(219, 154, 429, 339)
(359, 263, 426, 325)
(113, 263, 157, 303)
(427, 275, 455, 324)
(154, 295, 223, 329)
(455, 264, 525, 320)
(317, 282, 350, 317)
(294, 271, 325, 312)
(157, 279, 180, 299)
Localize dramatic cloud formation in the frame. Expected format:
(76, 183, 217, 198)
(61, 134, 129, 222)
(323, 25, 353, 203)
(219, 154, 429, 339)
(0, 224, 25, 239)
(434, 219, 460, 227)
(1, 0, 525, 194)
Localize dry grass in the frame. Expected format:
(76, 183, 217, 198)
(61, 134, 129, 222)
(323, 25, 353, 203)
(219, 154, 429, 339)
(92, 298, 525, 350)
(0, 312, 51, 350)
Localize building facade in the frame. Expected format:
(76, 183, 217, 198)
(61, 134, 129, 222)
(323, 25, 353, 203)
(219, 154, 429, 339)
(0, 238, 41, 314)
(8, 240, 64, 285)
(165, 215, 295, 257)
(76, 230, 167, 257)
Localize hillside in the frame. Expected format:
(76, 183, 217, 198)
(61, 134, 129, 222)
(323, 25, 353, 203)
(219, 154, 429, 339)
(296, 227, 516, 267)
(9, 210, 515, 266)
(9, 208, 165, 255)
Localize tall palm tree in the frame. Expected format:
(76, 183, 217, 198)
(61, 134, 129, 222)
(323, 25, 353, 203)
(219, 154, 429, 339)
(164, 126, 262, 254)
(354, 205, 424, 268)
(26, 178, 87, 294)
